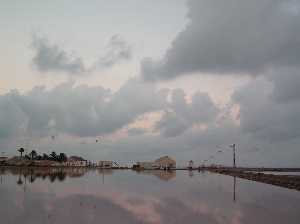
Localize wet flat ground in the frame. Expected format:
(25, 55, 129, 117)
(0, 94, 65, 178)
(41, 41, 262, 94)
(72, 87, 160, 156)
(0, 167, 299, 224)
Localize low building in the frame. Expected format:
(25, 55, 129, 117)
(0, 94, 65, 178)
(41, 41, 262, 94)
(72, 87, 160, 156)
(136, 161, 159, 170)
(154, 156, 176, 169)
(64, 156, 87, 167)
(188, 160, 194, 169)
(98, 161, 113, 168)
(134, 156, 176, 170)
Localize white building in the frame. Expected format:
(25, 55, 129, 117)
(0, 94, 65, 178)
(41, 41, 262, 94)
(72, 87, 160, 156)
(136, 161, 159, 170)
(135, 156, 176, 170)
(64, 156, 87, 167)
(98, 161, 113, 168)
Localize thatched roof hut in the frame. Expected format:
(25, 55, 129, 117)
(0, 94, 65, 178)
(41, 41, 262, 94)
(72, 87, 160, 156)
(154, 156, 176, 169)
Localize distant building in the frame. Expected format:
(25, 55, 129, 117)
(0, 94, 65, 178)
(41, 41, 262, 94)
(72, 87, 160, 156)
(64, 156, 87, 167)
(136, 161, 159, 170)
(98, 161, 113, 168)
(155, 156, 176, 169)
(188, 160, 194, 169)
(135, 156, 176, 170)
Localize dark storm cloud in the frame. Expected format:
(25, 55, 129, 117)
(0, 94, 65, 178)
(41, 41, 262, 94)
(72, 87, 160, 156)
(155, 89, 219, 137)
(233, 71, 300, 142)
(270, 67, 300, 103)
(141, 0, 300, 81)
(31, 35, 132, 75)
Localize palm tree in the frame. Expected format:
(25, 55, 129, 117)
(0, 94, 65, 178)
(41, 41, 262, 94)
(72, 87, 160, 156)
(18, 148, 25, 158)
(42, 153, 49, 160)
(29, 150, 37, 160)
(58, 153, 67, 162)
(50, 151, 57, 161)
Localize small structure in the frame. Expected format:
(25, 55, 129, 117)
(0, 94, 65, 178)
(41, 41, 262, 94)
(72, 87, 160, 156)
(155, 156, 176, 170)
(64, 156, 87, 167)
(188, 160, 194, 170)
(98, 161, 113, 168)
(136, 162, 159, 170)
(133, 156, 176, 170)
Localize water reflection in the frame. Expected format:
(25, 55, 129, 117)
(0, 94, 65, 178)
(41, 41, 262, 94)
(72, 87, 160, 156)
(3, 167, 89, 184)
(0, 168, 299, 224)
(135, 170, 176, 181)
(233, 176, 236, 202)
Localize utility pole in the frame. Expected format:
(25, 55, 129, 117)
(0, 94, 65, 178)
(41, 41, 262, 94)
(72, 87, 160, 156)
(230, 144, 236, 168)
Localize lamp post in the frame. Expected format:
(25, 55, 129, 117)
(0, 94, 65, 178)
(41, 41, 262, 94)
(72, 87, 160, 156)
(230, 144, 236, 168)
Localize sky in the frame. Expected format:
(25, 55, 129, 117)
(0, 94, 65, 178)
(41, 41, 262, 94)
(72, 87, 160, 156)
(1, 0, 300, 167)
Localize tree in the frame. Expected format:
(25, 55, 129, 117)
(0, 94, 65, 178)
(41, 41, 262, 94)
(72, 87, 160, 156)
(58, 153, 67, 162)
(42, 153, 49, 160)
(29, 150, 37, 160)
(18, 148, 25, 158)
(50, 151, 57, 161)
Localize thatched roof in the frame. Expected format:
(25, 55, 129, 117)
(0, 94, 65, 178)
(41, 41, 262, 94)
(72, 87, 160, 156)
(155, 156, 176, 165)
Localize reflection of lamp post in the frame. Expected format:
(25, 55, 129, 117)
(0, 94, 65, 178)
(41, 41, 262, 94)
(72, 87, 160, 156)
(23, 174, 27, 192)
(233, 176, 236, 202)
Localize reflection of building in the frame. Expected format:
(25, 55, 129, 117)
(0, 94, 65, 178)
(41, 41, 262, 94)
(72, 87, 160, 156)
(136, 170, 176, 181)
(134, 156, 176, 170)
(65, 167, 88, 178)
(153, 170, 176, 181)
(97, 169, 114, 175)
(0, 157, 8, 162)
(98, 161, 113, 168)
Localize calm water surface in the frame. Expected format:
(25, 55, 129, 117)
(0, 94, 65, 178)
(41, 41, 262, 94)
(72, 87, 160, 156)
(0, 167, 299, 224)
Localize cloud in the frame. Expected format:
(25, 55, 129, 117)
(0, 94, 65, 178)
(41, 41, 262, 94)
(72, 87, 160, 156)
(97, 35, 132, 68)
(141, 0, 300, 81)
(32, 36, 87, 75)
(155, 89, 219, 137)
(31, 35, 132, 75)
(270, 67, 300, 103)
(127, 128, 147, 136)
(0, 78, 165, 139)
(233, 70, 300, 142)
(0, 91, 26, 138)
(3, 72, 300, 166)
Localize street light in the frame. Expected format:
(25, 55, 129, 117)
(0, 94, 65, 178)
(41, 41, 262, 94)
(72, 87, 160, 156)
(229, 144, 236, 168)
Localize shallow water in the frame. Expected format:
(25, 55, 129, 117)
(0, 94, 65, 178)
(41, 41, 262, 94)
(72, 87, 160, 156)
(0, 167, 299, 224)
